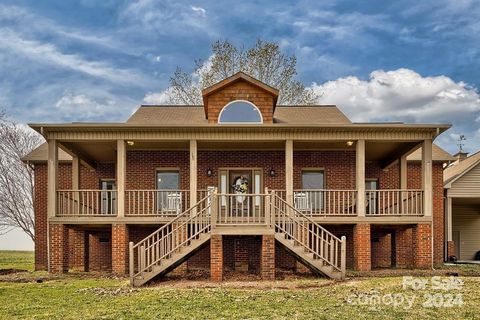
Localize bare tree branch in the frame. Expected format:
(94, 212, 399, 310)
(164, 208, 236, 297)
(0, 110, 43, 241)
(166, 39, 319, 105)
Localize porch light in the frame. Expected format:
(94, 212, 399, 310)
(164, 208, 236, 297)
(127, 140, 135, 146)
(346, 141, 354, 146)
(206, 169, 213, 177)
(269, 169, 276, 177)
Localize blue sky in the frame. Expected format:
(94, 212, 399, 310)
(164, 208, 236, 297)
(0, 1, 479, 248)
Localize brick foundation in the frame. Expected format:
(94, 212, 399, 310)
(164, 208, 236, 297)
(413, 223, 432, 269)
(261, 235, 275, 280)
(372, 232, 392, 268)
(395, 227, 414, 268)
(49, 224, 69, 273)
(69, 227, 87, 271)
(112, 224, 129, 275)
(353, 223, 371, 271)
(88, 231, 112, 272)
(210, 235, 223, 281)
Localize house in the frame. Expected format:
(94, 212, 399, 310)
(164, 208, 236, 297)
(444, 150, 480, 261)
(23, 72, 453, 286)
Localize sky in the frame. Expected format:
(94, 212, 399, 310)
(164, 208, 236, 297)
(0, 0, 479, 250)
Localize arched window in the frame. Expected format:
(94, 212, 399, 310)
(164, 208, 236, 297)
(218, 100, 263, 124)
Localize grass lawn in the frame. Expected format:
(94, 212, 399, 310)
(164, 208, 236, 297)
(1, 250, 480, 319)
(0, 250, 34, 271)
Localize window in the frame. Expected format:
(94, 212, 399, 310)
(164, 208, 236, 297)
(365, 179, 378, 214)
(218, 100, 263, 123)
(298, 170, 325, 211)
(156, 170, 181, 213)
(100, 180, 116, 215)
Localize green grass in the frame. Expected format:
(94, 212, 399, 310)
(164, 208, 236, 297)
(0, 250, 34, 271)
(1, 250, 480, 319)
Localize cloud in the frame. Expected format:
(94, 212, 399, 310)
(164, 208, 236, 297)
(310, 68, 480, 153)
(120, 1, 215, 36)
(0, 29, 152, 87)
(191, 6, 206, 18)
(143, 87, 175, 104)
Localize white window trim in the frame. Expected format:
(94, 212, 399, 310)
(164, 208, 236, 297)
(217, 99, 264, 124)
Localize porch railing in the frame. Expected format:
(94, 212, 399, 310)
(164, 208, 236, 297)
(56, 190, 117, 216)
(365, 189, 424, 216)
(294, 189, 357, 216)
(125, 190, 190, 216)
(216, 193, 269, 225)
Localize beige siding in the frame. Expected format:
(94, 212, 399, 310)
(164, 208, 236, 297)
(450, 163, 480, 197)
(452, 204, 480, 260)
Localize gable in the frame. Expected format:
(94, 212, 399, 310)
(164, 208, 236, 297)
(203, 78, 277, 123)
(449, 162, 480, 197)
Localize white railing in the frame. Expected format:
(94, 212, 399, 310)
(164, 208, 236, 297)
(216, 193, 268, 225)
(271, 191, 346, 278)
(129, 190, 213, 282)
(294, 190, 357, 216)
(57, 190, 117, 216)
(365, 190, 424, 216)
(125, 190, 190, 216)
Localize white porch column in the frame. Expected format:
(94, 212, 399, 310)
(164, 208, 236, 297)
(285, 140, 294, 206)
(446, 196, 453, 241)
(422, 139, 433, 217)
(47, 139, 58, 218)
(399, 155, 407, 190)
(356, 140, 366, 217)
(72, 155, 80, 190)
(190, 140, 198, 206)
(117, 140, 126, 218)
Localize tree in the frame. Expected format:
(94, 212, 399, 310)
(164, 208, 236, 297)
(0, 111, 43, 241)
(168, 39, 318, 105)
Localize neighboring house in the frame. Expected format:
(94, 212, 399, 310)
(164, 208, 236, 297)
(23, 72, 453, 286)
(444, 150, 480, 261)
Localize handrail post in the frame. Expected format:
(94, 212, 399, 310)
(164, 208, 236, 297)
(140, 245, 145, 272)
(341, 236, 346, 280)
(264, 187, 271, 228)
(211, 189, 218, 230)
(129, 241, 134, 285)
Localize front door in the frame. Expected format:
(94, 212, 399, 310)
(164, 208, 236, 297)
(218, 169, 262, 221)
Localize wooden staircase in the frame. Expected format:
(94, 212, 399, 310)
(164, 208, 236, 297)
(129, 191, 213, 287)
(130, 189, 346, 286)
(271, 192, 346, 280)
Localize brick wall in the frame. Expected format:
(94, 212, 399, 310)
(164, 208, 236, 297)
(372, 231, 393, 268)
(261, 235, 275, 280)
(294, 151, 356, 189)
(205, 80, 276, 123)
(413, 223, 432, 268)
(34, 164, 48, 270)
(223, 236, 261, 273)
(210, 235, 223, 281)
(353, 224, 371, 271)
(88, 231, 112, 272)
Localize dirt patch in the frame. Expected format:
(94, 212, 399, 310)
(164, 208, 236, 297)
(0, 268, 28, 275)
(148, 270, 338, 290)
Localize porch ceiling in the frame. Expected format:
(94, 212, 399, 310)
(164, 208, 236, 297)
(59, 139, 423, 165)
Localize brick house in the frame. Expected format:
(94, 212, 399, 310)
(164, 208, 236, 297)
(24, 72, 454, 286)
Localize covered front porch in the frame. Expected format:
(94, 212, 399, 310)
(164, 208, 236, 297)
(46, 137, 434, 225)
